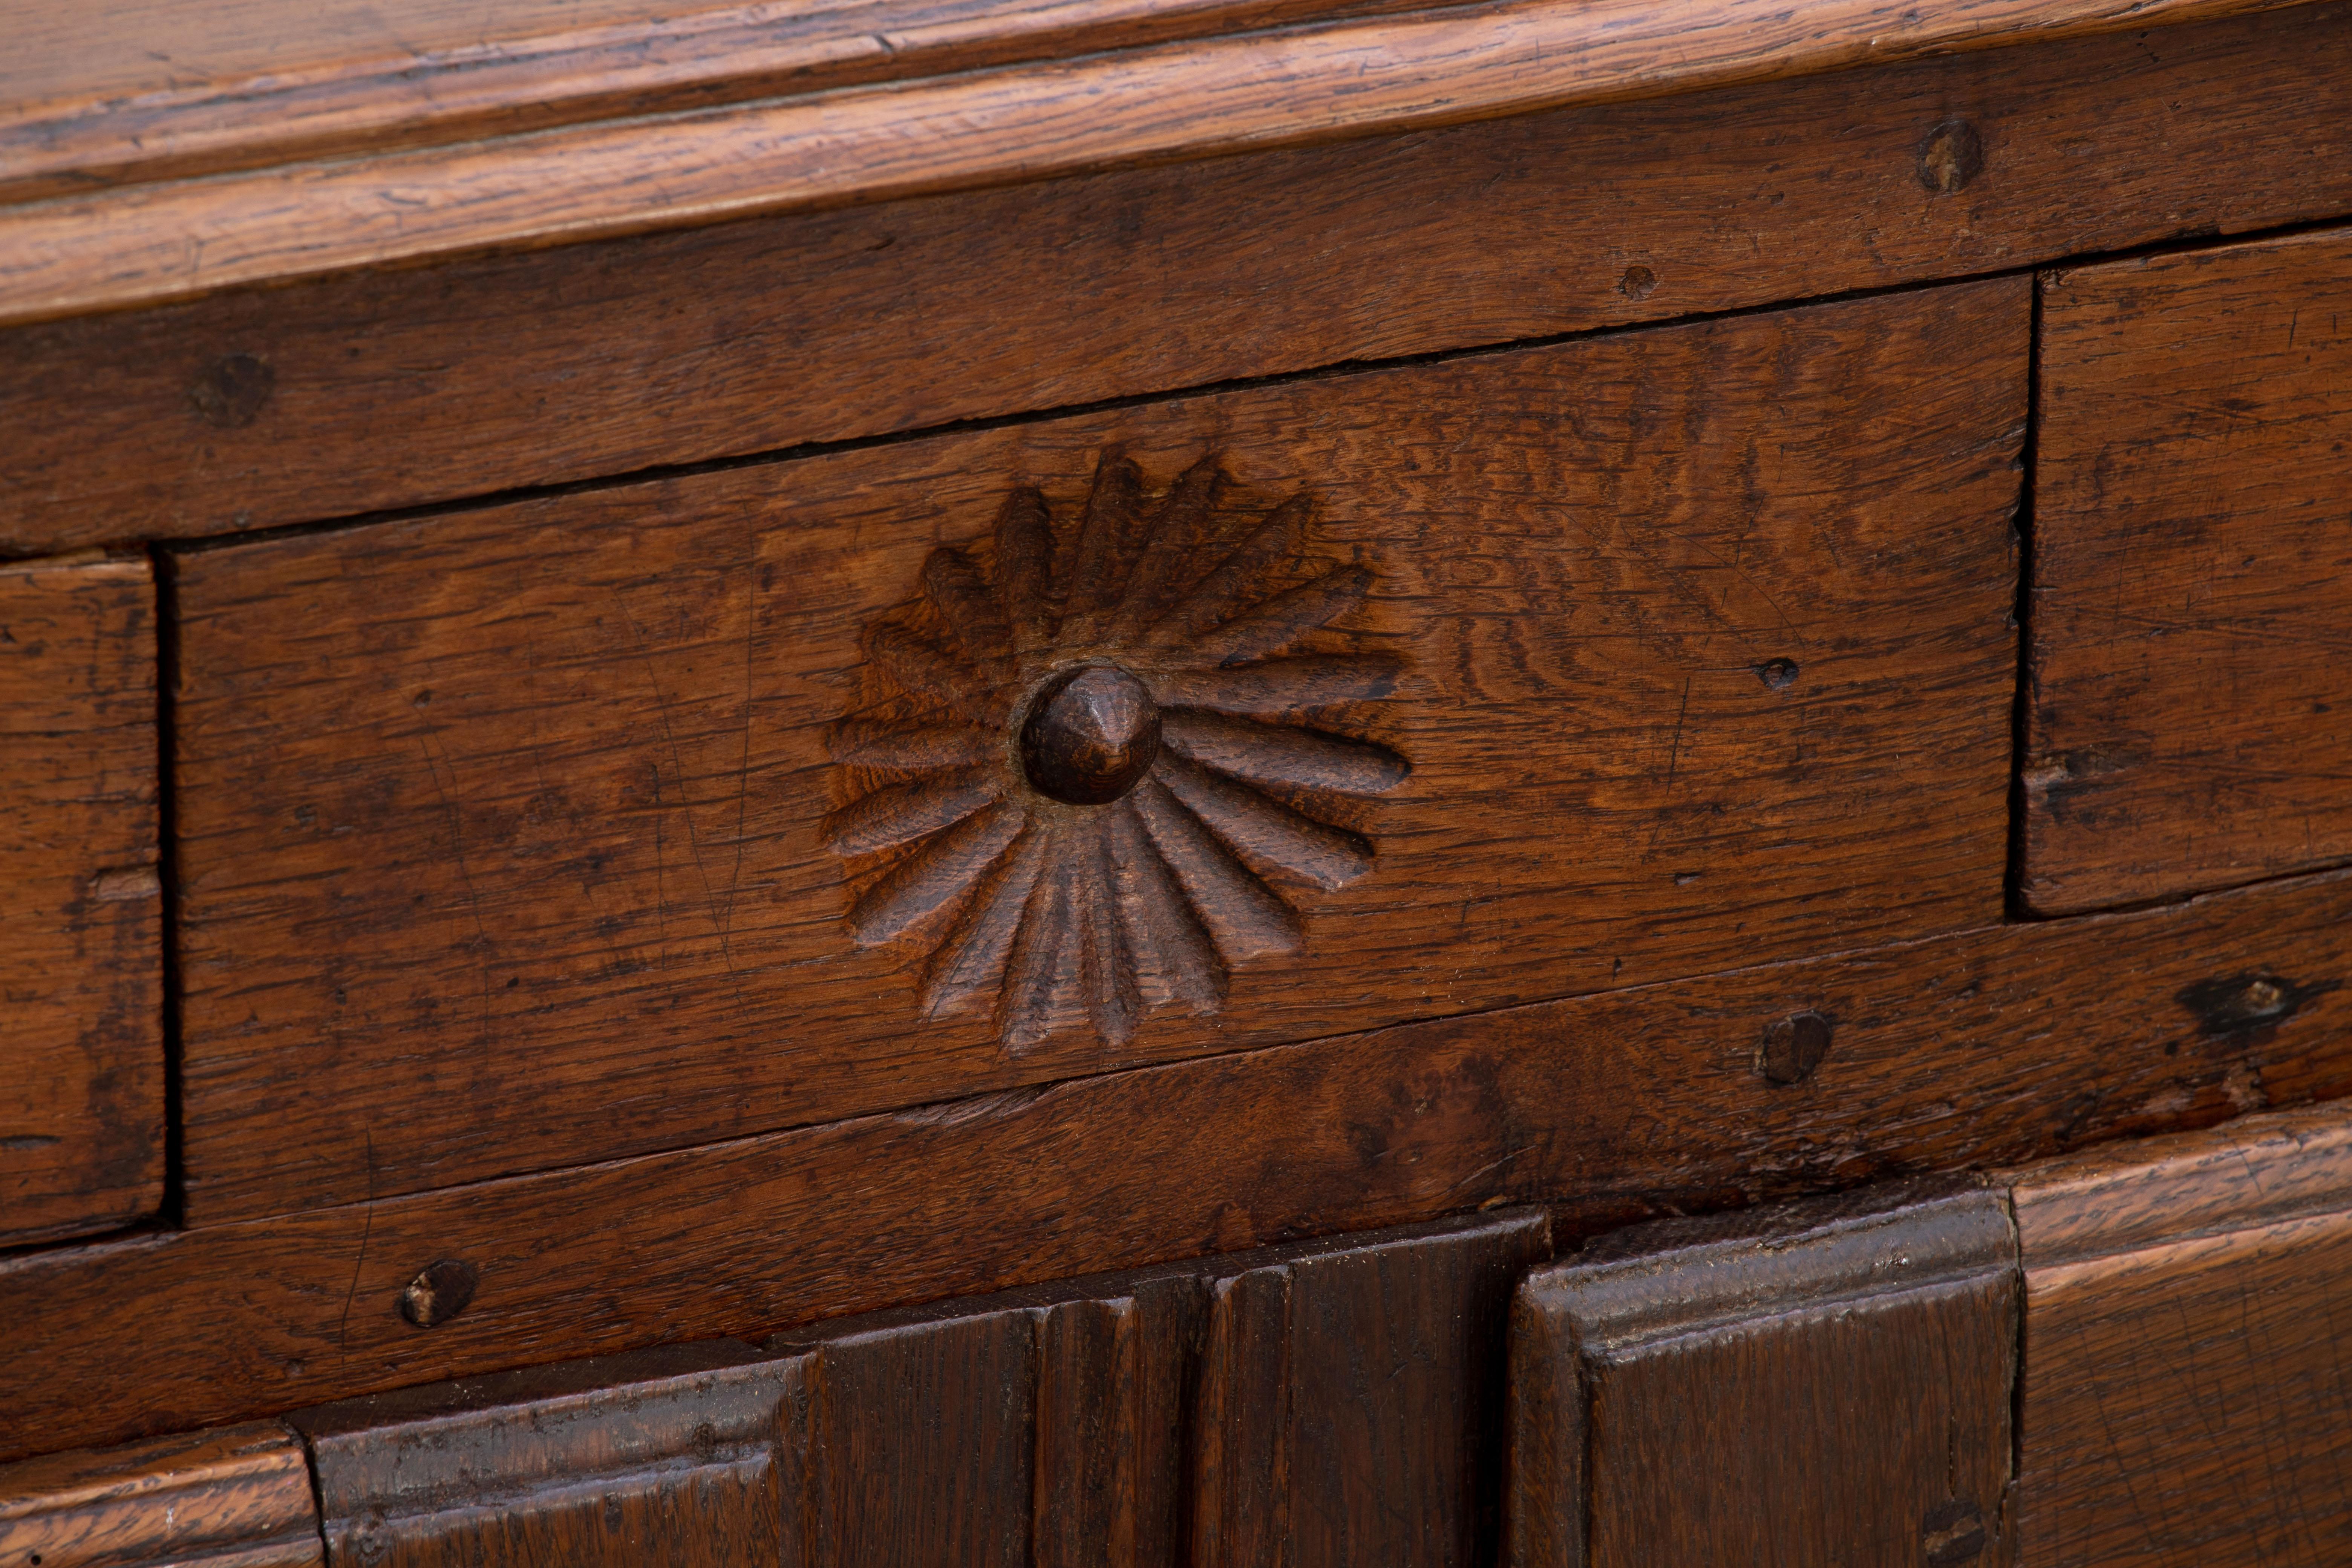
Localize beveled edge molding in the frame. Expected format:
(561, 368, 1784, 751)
(0, 0, 2305, 331)
(2004, 1094, 2352, 1266)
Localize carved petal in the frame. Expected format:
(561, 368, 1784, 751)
(1058, 453, 1147, 639)
(1187, 563, 1373, 667)
(1140, 492, 1312, 648)
(821, 768, 1000, 857)
(1104, 455, 1225, 640)
(999, 828, 1087, 1052)
(1073, 827, 1139, 1048)
(865, 624, 995, 723)
(922, 547, 1013, 667)
(1159, 709, 1410, 797)
(848, 802, 1027, 947)
(923, 830, 1050, 1018)
(1106, 801, 1224, 1013)
(1156, 653, 1406, 715)
(993, 487, 1057, 651)
(826, 722, 995, 771)
(1153, 752, 1373, 890)
(1129, 775, 1301, 963)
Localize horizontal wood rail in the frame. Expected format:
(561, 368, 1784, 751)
(0, 0, 2307, 330)
(7, 861, 2352, 1463)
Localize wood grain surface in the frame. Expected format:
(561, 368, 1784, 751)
(275, 1211, 1536, 1566)
(2024, 224, 2352, 915)
(1181, 1213, 1548, 1566)
(0, 0, 2304, 329)
(0, 1423, 322, 1568)
(9, 3, 2350, 553)
(169, 281, 2024, 1222)
(297, 1342, 790, 1568)
(2008, 1099, 2352, 1566)
(1510, 1184, 2017, 1566)
(0, 0, 1439, 205)
(9, 855, 2352, 1463)
(0, 553, 162, 1247)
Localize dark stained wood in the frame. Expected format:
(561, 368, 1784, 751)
(168, 280, 2024, 1221)
(2024, 224, 2352, 914)
(11, 3, 2351, 551)
(1030, 1283, 1204, 1568)
(0, 0, 2297, 329)
(1509, 1184, 2017, 1567)
(0, 553, 162, 1246)
(2008, 1099, 2352, 1566)
(1228, 1214, 1551, 1566)
(0, 1423, 322, 1568)
(9, 857, 2352, 1462)
(296, 1341, 788, 1567)
(782, 1308, 1036, 1565)
(279, 1208, 1542, 1565)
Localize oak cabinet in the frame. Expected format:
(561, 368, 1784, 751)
(6, 0, 2352, 1556)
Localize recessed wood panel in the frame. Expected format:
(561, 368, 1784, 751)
(2010, 1100, 2352, 1566)
(11, 855, 2349, 1464)
(0, 1422, 321, 1568)
(1509, 1185, 2018, 1567)
(8, 1, 2346, 553)
(0, 553, 161, 1246)
(2024, 224, 2352, 913)
(170, 279, 2024, 1220)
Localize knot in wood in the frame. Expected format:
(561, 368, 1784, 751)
(1019, 664, 1161, 805)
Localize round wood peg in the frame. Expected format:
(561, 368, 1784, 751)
(1019, 664, 1163, 805)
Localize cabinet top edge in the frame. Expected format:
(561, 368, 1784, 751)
(0, 0, 2310, 334)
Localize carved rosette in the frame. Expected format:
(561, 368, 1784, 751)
(823, 451, 1410, 1051)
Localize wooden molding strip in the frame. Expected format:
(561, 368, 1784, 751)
(0, 1423, 322, 1568)
(0, 0, 2305, 331)
(2006, 1095, 2352, 1265)
(0, 0, 1433, 208)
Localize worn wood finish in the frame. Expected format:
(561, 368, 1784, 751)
(784, 1306, 1038, 1565)
(0, 0, 1443, 205)
(2009, 1100, 2352, 1565)
(2024, 225, 2352, 915)
(170, 281, 2023, 1221)
(11, 856, 2352, 1462)
(11, 3, 2350, 552)
(272, 1211, 1538, 1565)
(0, 553, 161, 1246)
(1510, 1184, 2017, 1566)
(297, 1342, 789, 1568)
(0, 1423, 322, 1568)
(0, 0, 2300, 329)
(1198, 1214, 1549, 1566)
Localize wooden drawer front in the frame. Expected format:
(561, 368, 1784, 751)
(172, 277, 2025, 1222)
(0, 554, 161, 1246)
(2024, 225, 2352, 914)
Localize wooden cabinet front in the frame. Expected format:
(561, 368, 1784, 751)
(169, 280, 2024, 1223)
(14, 0, 2352, 1554)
